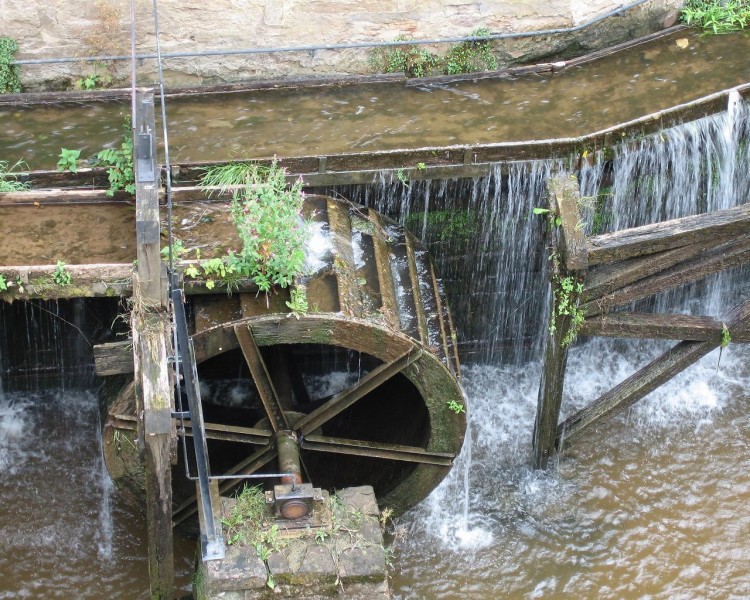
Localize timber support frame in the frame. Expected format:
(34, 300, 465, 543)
(533, 173, 750, 468)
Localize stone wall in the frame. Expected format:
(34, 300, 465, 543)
(1, 0, 683, 90)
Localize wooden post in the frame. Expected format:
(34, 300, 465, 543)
(132, 291, 175, 600)
(133, 88, 174, 598)
(135, 88, 164, 306)
(532, 174, 587, 469)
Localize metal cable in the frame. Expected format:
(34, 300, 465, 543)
(13, 0, 654, 66)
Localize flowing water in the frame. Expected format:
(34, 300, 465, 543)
(1, 55, 750, 600)
(385, 96, 750, 598)
(2, 30, 750, 169)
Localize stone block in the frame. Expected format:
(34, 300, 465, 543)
(337, 546, 387, 583)
(336, 485, 380, 517)
(205, 545, 267, 594)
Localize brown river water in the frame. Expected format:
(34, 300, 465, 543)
(0, 27, 749, 600)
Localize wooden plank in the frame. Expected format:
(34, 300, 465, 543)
(587, 203, 750, 266)
(0, 188, 133, 205)
(368, 210, 399, 329)
(582, 244, 706, 303)
(404, 233, 430, 346)
(134, 89, 163, 306)
(584, 235, 750, 316)
(559, 297, 750, 449)
(547, 174, 588, 272)
(580, 312, 750, 342)
(94, 341, 134, 375)
(326, 197, 359, 317)
(0, 263, 133, 301)
(294, 348, 422, 436)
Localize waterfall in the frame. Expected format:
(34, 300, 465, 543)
(393, 95, 750, 563)
(326, 160, 559, 364)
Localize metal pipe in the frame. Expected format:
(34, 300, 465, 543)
(12, 0, 656, 66)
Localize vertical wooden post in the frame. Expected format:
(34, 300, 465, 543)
(135, 88, 164, 306)
(532, 175, 587, 469)
(133, 88, 174, 598)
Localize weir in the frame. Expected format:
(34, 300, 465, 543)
(1, 41, 749, 600)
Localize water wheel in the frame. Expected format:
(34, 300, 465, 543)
(104, 194, 466, 518)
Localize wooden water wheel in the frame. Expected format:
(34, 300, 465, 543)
(104, 194, 466, 518)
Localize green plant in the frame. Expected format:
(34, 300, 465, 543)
(52, 261, 72, 286)
(721, 323, 731, 347)
(200, 160, 309, 293)
(396, 168, 410, 186)
(682, 0, 749, 33)
(0, 37, 20, 94)
(286, 286, 309, 318)
(550, 272, 585, 347)
(369, 37, 440, 77)
(0, 160, 29, 192)
(96, 117, 134, 196)
(57, 148, 81, 173)
(416, 162, 427, 170)
(447, 399, 466, 414)
(221, 485, 281, 589)
(443, 28, 497, 75)
(74, 63, 113, 90)
(0, 274, 7, 291)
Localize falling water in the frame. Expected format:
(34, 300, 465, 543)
(389, 96, 750, 598)
(326, 160, 559, 364)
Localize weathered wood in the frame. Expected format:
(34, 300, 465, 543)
(135, 89, 163, 305)
(582, 244, 706, 303)
(547, 174, 588, 272)
(294, 348, 422, 436)
(584, 235, 750, 316)
(14, 167, 111, 189)
(94, 341, 134, 375)
(368, 209, 399, 328)
(131, 295, 174, 600)
(0, 263, 133, 301)
(559, 297, 750, 450)
(0, 188, 132, 205)
(581, 312, 750, 342)
(404, 233, 430, 346)
(301, 434, 454, 466)
(558, 339, 718, 450)
(587, 203, 750, 266)
(532, 291, 573, 469)
(233, 325, 290, 431)
(326, 197, 359, 317)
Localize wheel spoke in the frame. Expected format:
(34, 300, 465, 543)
(294, 348, 422, 436)
(234, 324, 290, 431)
(300, 433, 454, 466)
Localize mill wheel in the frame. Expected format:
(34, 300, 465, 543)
(104, 194, 466, 521)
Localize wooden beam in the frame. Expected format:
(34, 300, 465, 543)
(233, 325, 290, 431)
(135, 89, 164, 306)
(581, 312, 750, 342)
(0, 188, 134, 206)
(294, 348, 422, 437)
(548, 174, 588, 272)
(0, 263, 133, 301)
(558, 297, 750, 450)
(582, 244, 706, 303)
(587, 203, 750, 266)
(132, 296, 174, 599)
(584, 235, 750, 316)
(301, 434, 454, 466)
(94, 341, 134, 375)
